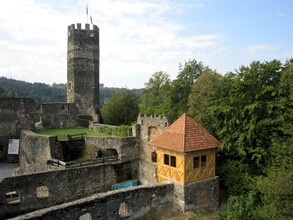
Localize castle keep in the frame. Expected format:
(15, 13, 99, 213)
(67, 24, 100, 122)
(0, 23, 220, 219)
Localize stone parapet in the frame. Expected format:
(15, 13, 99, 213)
(10, 182, 173, 220)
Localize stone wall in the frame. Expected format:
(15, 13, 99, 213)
(0, 161, 138, 219)
(137, 114, 169, 184)
(10, 183, 173, 220)
(18, 131, 139, 174)
(84, 136, 139, 162)
(19, 130, 64, 174)
(0, 98, 35, 161)
(173, 176, 219, 212)
(40, 103, 79, 129)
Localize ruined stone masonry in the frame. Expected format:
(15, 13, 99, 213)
(0, 98, 35, 161)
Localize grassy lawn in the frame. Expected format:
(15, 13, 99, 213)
(34, 127, 104, 140)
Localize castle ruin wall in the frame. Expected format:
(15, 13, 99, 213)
(40, 103, 79, 129)
(0, 161, 138, 219)
(0, 98, 35, 161)
(19, 130, 63, 174)
(84, 136, 139, 162)
(10, 182, 173, 220)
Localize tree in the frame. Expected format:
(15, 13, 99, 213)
(253, 61, 293, 219)
(101, 90, 139, 125)
(188, 69, 222, 134)
(220, 191, 258, 220)
(215, 59, 293, 219)
(139, 71, 171, 115)
(167, 59, 205, 121)
(210, 60, 284, 167)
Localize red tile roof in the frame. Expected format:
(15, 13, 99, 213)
(148, 113, 220, 152)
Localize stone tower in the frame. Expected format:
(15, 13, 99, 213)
(67, 23, 100, 122)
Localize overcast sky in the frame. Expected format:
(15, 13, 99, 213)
(0, 0, 292, 88)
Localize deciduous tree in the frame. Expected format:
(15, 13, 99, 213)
(188, 69, 222, 134)
(101, 90, 139, 125)
(167, 59, 205, 121)
(139, 71, 171, 115)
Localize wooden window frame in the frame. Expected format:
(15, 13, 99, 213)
(164, 154, 176, 168)
(193, 155, 207, 169)
(170, 155, 176, 167)
(193, 156, 200, 168)
(164, 154, 169, 165)
(201, 155, 207, 168)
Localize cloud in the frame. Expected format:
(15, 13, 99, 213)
(276, 12, 287, 17)
(0, 0, 223, 88)
(243, 44, 281, 56)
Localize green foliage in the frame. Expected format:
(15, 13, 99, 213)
(0, 77, 142, 108)
(216, 59, 293, 219)
(0, 77, 66, 102)
(101, 90, 139, 125)
(188, 69, 222, 134)
(220, 160, 253, 196)
(254, 168, 293, 219)
(220, 191, 258, 220)
(100, 84, 142, 107)
(167, 59, 206, 121)
(139, 71, 171, 115)
(99, 125, 131, 137)
(210, 60, 285, 167)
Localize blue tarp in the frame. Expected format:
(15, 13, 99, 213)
(111, 179, 138, 190)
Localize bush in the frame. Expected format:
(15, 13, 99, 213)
(220, 160, 253, 196)
(220, 191, 258, 220)
(99, 125, 131, 137)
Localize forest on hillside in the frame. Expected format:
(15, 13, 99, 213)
(0, 77, 141, 107)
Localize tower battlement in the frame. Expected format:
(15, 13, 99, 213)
(137, 113, 169, 128)
(68, 23, 99, 32)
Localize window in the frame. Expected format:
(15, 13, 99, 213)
(201, 155, 207, 167)
(148, 126, 158, 141)
(36, 186, 49, 198)
(165, 122, 168, 127)
(68, 82, 72, 91)
(151, 151, 157, 162)
(193, 155, 207, 169)
(170, 156, 176, 167)
(119, 202, 128, 217)
(164, 154, 176, 168)
(164, 154, 169, 165)
(6, 191, 20, 204)
(193, 156, 200, 168)
(79, 213, 92, 220)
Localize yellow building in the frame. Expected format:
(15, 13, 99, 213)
(149, 113, 220, 184)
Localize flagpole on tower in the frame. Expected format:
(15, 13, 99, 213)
(86, 2, 89, 23)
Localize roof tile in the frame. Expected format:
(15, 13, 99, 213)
(148, 113, 220, 152)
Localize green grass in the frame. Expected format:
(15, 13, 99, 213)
(34, 127, 104, 140)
